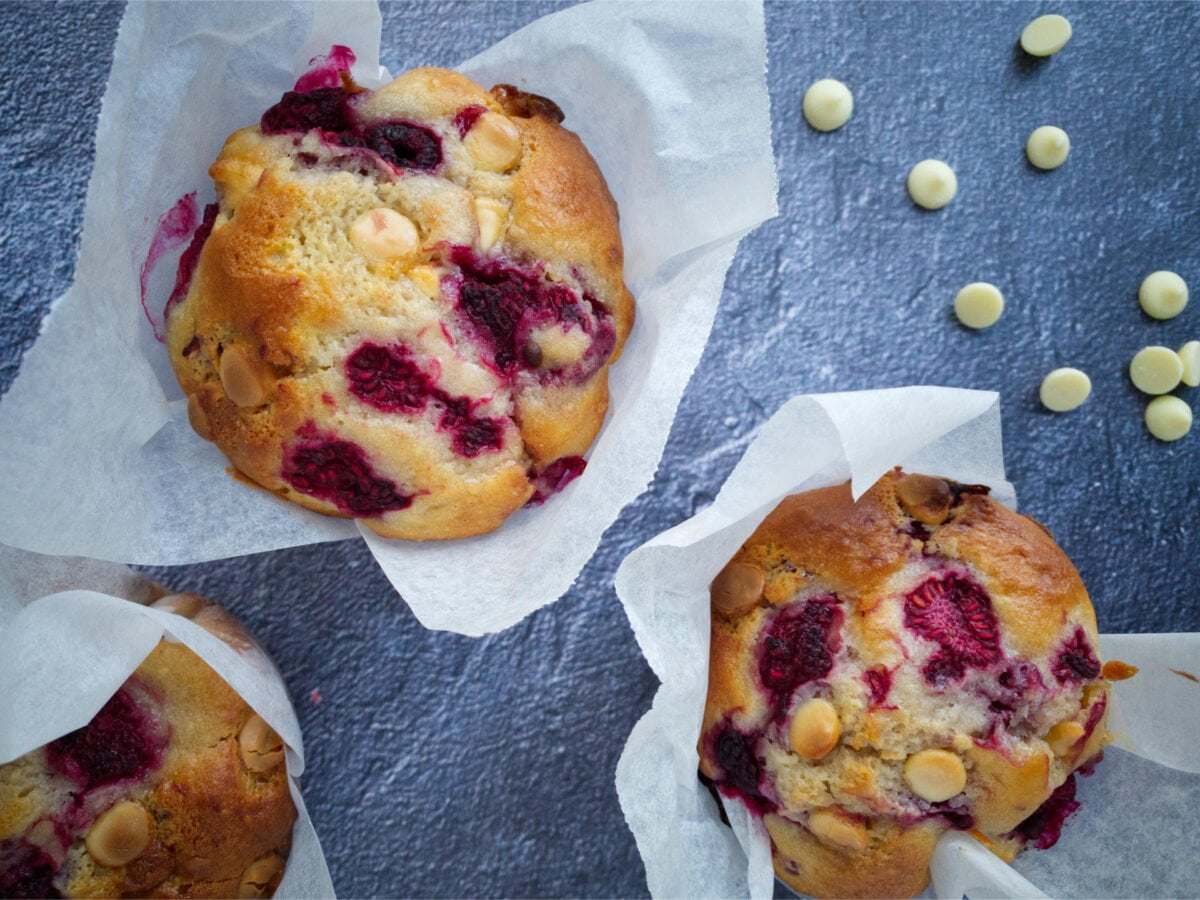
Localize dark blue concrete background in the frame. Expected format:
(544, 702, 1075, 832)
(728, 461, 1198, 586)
(2, 2, 1197, 897)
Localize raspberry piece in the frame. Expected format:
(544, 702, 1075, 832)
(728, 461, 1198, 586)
(711, 725, 773, 816)
(344, 343, 505, 457)
(453, 104, 488, 138)
(44, 687, 163, 792)
(163, 202, 217, 324)
(261, 87, 355, 134)
(282, 425, 414, 516)
(1052, 627, 1101, 684)
(903, 573, 1002, 686)
(345, 343, 434, 413)
(1011, 775, 1080, 850)
(525, 456, 587, 507)
(758, 597, 843, 713)
(863, 667, 894, 707)
(449, 247, 594, 376)
(353, 121, 442, 171)
(0, 842, 60, 899)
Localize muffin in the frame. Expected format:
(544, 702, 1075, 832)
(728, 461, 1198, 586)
(699, 470, 1112, 899)
(166, 66, 634, 540)
(0, 594, 296, 898)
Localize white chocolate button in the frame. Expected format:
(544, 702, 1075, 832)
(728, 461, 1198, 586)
(219, 345, 269, 408)
(1020, 14, 1072, 57)
(238, 854, 285, 899)
(408, 265, 442, 300)
(802, 79, 854, 132)
(954, 282, 1004, 329)
(710, 562, 764, 618)
(807, 808, 868, 851)
(1040, 367, 1091, 412)
(1025, 126, 1070, 170)
(1139, 271, 1188, 320)
(1045, 720, 1085, 757)
(349, 208, 419, 261)
(474, 197, 507, 253)
(239, 713, 285, 774)
(86, 801, 152, 868)
(1179, 341, 1200, 387)
(464, 111, 522, 172)
(904, 749, 967, 802)
(1129, 346, 1183, 395)
(788, 698, 841, 760)
(1145, 395, 1193, 442)
(907, 160, 957, 210)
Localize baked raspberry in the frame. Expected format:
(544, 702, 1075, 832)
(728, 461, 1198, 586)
(345, 342, 433, 413)
(711, 725, 772, 815)
(863, 667, 894, 707)
(450, 247, 593, 376)
(1053, 627, 1101, 684)
(452, 104, 488, 137)
(758, 597, 842, 714)
(344, 342, 505, 457)
(0, 841, 60, 899)
(903, 573, 1002, 686)
(163, 202, 217, 325)
(525, 456, 587, 507)
(349, 121, 442, 172)
(1011, 775, 1079, 850)
(44, 687, 163, 792)
(261, 87, 355, 134)
(282, 426, 414, 516)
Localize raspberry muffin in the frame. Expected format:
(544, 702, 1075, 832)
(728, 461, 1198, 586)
(699, 470, 1113, 899)
(0, 595, 296, 898)
(166, 65, 634, 540)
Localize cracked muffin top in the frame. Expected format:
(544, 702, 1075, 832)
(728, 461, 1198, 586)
(0, 594, 296, 899)
(166, 65, 634, 540)
(699, 469, 1114, 899)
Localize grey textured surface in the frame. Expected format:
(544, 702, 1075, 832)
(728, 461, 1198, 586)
(2, 2, 1198, 897)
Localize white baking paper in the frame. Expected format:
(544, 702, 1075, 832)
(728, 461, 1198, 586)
(0, 0, 777, 636)
(613, 386, 1200, 899)
(0, 544, 336, 899)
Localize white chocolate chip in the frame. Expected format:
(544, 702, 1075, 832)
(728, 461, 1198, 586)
(219, 344, 269, 408)
(1129, 346, 1183, 395)
(1040, 367, 1091, 412)
(807, 808, 868, 851)
(408, 265, 443, 300)
(238, 854, 285, 899)
(954, 282, 1004, 329)
(903, 749, 967, 802)
(788, 698, 841, 760)
(528, 323, 590, 369)
(86, 801, 152, 868)
(1145, 395, 1193, 442)
(802, 79, 854, 132)
(710, 562, 764, 619)
(464, 111, 522, 172)
(1179, 341, 1200, 387)
(1139, 271, 1188, 320)
(1026, 126, 1070, 170)
(349, 208, 420, 261)
(1021, 14, 1072, 57)
(238, 713, 285, 774)
(1045, 720, 1086, 757)
(474, 197, 508, 253)
(907, 160, 957, 210)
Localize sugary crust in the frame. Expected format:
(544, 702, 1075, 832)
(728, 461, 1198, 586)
(0, 597, 295, 898)
(167, 67, 633, 540)
(701, 470, 1112, 899)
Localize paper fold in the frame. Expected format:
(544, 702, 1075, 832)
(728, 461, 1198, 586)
(0, 0, 777, 635)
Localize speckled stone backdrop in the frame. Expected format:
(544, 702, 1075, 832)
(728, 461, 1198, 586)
(2, 2, 1197, 897)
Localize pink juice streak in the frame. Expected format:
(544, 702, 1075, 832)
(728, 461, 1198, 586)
(139, 192, 198, 341)
(294, 45, 356, 92)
